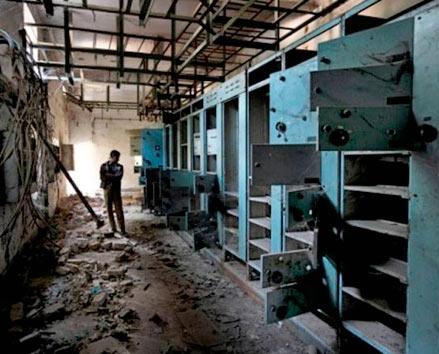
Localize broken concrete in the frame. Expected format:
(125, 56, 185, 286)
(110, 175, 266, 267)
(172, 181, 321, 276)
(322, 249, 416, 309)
(0, 196, 308, 353)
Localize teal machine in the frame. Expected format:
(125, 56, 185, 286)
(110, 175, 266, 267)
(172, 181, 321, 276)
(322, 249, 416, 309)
(159, 99, 220, 241)
(201, 73, 248, 261)
(254, 8, 439, 354)
(151, 3, 439, 352)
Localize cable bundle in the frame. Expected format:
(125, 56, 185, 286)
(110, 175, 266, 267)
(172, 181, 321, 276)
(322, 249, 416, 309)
(0, 30, 53, 264)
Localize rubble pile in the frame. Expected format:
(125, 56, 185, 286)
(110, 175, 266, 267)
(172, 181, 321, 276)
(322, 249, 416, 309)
(0, 197, 143, 354)
(0, 196, 307, 354)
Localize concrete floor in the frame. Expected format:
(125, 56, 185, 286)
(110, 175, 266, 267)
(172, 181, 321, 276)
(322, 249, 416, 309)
(0, 197, 308, 353)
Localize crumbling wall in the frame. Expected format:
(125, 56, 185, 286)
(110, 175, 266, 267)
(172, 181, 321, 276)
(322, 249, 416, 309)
(47, 82, 70, 216)
(0, 4, 70, 274)
(68, 107, 162, 196)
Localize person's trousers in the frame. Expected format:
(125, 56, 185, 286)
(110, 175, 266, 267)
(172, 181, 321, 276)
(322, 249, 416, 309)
(104, 188, 125, 233)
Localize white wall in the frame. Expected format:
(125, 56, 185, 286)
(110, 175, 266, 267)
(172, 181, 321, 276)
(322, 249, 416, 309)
(47, 82, 70, 215)
(0, 4, 72, 274)
(68, 107, 162, 196)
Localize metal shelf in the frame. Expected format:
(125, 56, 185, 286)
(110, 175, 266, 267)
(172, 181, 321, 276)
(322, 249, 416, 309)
(226, 208, 239, 218)
(285, 231, 314, 246)
(344, 185, 409, 199)
(248, 259, 261, 272)
(224, 191, 239, 198)
(249, 217, 271, 230)
(224, 231, 239, 259)
(249, 238, 271, 253)
(286, 184, 320, 193)
(343, 287, 406, 323)
(343, 320, 405, 354)
(249, 195, 271, 204)
(224, 227, 238, 235)
(370, 258, 407, 284)
(345, 219, 408, 239)
(343, 151, 410, 156)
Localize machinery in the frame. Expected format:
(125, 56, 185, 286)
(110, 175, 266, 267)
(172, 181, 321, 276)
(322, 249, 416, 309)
(145, 3, 439, 352)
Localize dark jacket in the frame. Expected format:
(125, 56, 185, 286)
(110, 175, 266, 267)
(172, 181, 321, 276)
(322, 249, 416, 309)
(100, 161, 124, 190)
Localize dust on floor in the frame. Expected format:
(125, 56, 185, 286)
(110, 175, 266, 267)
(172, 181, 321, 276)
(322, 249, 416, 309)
(0, 196, 308, 354)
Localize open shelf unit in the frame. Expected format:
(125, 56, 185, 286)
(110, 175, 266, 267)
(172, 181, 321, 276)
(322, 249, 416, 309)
(284, 185, 320, 252)
(223, 98, 240, 260)
(247, 85, 271, 278)
(341, 151, 410, 353)
(179, 118, 188, 170)
(192, 114, 201, 171)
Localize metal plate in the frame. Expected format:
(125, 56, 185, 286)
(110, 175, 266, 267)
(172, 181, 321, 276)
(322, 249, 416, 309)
(287, 188, 321, 230)
(194, 229, 217, 251)
(195, 174, 218, 194)
(162, 186, 191, 214)
(169, 170, 196, 192)
(204, 89, 219, 108)
(220, 72, 246, 102)
(207, 129, 218, 155)
(407, 9, 439, 353)
(261, 250, 313, 288)
(187, 210, 210, 229)
(141, 128, 163, 168)
(311, 64, 412, 110)
(265, 284, 310, 324)
(167, 212, 188, 231)
(193, 133, 201, 156)
(318, 18, 414, 71)
(251, 144, 320, 185)
(269, 59, 318, 145)
(318, 106, 415, 151)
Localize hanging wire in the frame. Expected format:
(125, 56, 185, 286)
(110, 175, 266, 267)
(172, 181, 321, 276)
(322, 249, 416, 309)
(0, 30, 56, 263)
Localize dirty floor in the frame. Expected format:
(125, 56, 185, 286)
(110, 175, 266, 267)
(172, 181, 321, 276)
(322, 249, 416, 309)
(0, 196, 308, 353)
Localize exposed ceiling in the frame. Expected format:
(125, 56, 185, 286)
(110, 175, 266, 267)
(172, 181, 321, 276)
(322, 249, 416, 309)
(10, 0, 352, 119)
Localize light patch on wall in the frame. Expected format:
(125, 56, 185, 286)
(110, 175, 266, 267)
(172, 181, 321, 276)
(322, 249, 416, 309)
(67, 141, 99, 196)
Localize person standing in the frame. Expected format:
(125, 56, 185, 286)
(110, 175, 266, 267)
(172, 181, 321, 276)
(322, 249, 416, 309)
(100, 150, 126, 235)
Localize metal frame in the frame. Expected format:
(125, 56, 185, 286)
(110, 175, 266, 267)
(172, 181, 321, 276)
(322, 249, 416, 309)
(12, 0, 372, 114)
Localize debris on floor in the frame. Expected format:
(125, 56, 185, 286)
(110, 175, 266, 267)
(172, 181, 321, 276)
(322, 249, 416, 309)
(0, 196, 307, 353)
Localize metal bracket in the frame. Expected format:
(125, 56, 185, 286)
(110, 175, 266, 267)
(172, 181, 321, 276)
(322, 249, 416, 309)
(265, 283, 311, 324)
(167, 212, 188, 231)
(318, 106, 416, 151)
(162, 186, 191, 214)
(287, 186, 322, 231)
(265, 272, 323, 324)
(193, 228, 217, 251)
(261, 250, 313, 288)
(311, 63, 412, 110)
(252, 144, 320, 185)
(195, 174, 218, 194)
(187, 210, 210, 229)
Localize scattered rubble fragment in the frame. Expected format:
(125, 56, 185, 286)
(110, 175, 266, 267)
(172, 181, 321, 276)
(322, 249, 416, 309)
(0, 196, 307, 354)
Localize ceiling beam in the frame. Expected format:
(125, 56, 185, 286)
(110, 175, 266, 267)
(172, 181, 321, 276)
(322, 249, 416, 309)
(64, 7, 71, 76)
(37, 61, 225, 82)
(8, 0, 199, 22)
(213, 15, 277, 30)
(139, 0, 154, 22)
(229, 1, 315, 15)
(32, 43, 225, 68)
(213, 36, 276, 50)
(117, 0, 124, 77)
(42, 0, 54, 15)
(45, 76, 194, 87)
(25, 23, 172, 43)
(177, 0, 256, 74)
(125, 0, 133, 13)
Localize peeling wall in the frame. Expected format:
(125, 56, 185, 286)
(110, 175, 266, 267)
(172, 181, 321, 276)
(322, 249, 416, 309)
(0, 4, 71, 274)
(68, 107, 162, 196)
(47, 82, 71, 216)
